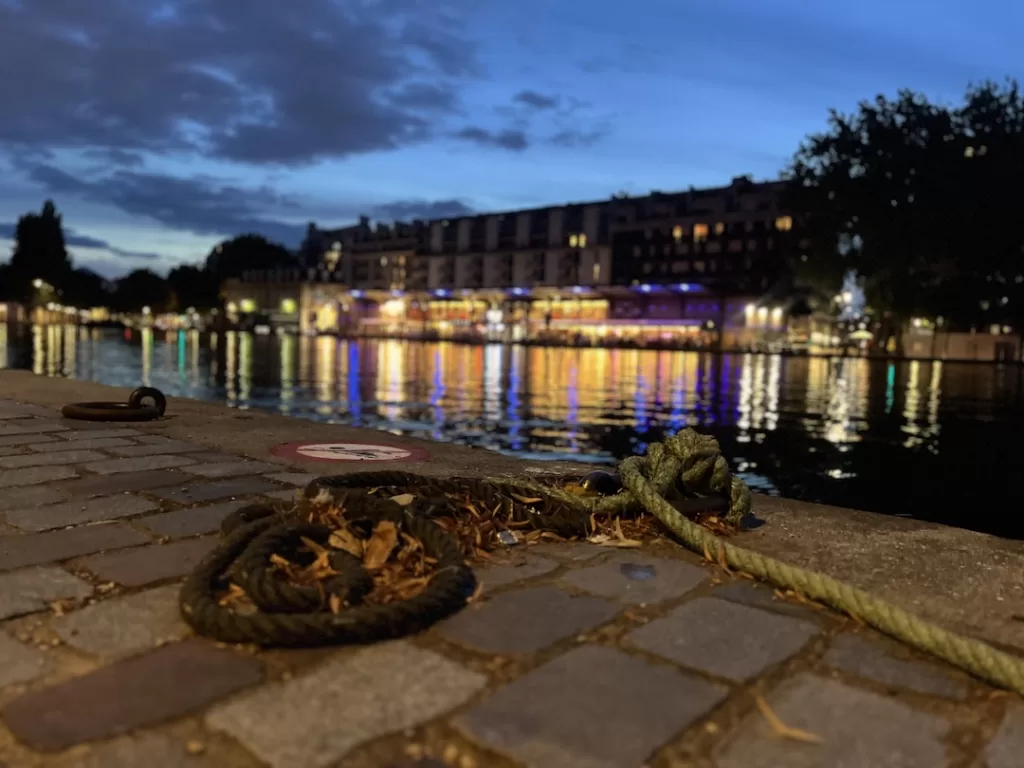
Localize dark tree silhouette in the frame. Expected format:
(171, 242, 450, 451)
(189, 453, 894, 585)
(4, 200, 73, 303)
(62, 268, 110, 309)
(111, 269, 171, 313)
(784, 79, 1024, 341)
(204, 234, 297, 283)
(167, 264, 220, 310)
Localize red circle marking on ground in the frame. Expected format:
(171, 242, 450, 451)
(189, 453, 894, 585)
(270, 441, 429, 463)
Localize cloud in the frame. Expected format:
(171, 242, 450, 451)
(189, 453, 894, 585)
(371, 199, 475, 221)
(17, 161, 309, 246)
(514, 90, 560, 110)
(454, 127, 529, 151)
(16, 159, 479, 247)
(0, 0, 483, 166)
(0, 220, 160, 262)
(548, 128, 607, 148)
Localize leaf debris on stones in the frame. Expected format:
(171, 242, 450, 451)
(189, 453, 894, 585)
(212, 480, 739, 620)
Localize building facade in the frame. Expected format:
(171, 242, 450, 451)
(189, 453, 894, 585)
(225, 177, 800, 347)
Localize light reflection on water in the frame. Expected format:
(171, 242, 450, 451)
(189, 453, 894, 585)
(2, 324, 1022, 538)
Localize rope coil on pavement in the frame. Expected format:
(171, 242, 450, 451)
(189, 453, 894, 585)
(177, 428, 1024, 697)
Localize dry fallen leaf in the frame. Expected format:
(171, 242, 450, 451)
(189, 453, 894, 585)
(363, 520, 399, 570)
(510, 493, 543, 504)
(390, 493, 416, 506)
(755, 696, 823, 744)
(328, 528, 363, 557)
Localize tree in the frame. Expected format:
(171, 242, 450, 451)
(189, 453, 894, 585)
(111, 269, 171, 313)
(204, 234, 297, 283)
(5, 200, 73, 303)
(167, 264, 219, 310)
(63, 268, 110, 309)
(783, 80, 1024, 341)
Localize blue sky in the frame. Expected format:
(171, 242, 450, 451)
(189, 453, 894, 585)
(0, 0, 1019, 278)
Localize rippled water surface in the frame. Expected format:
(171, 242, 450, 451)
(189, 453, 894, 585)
(2, 325, 1022, 538)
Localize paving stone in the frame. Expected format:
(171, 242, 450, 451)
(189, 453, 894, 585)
(0, 465, 78, 488)
(80, 454, 196, 475)
(1, 639, 264, 752)
(263, 488, 299, 502)
(67, 731, 221, 768)
(0, 420, 70, 437)
(476, 552, 559, 588)
(183, 460, 281, 478)
(0, 449, 107, 470)
(0, 632, 50, 688)
(560, 551, 707, 605)
(207, 641, 485, 768)
(715, 673, 949, 768)
(988, 704, 1024, 768)
(0, 433, 61, 448)
(137, 500, 246, 537)
(0, 484, 70, 511)
(6, 494, 159, 532)
(712, 580, 826, 620)
(29, 436, 135, 453)
(56, 468, 189, 497)
(823, 634, 968, 699)
(265, 472, 317, 486)
(59, 428, 142, 440)
(153, 476, 280, 504)
(0, 403, 59, 419)
(52, 584, 189, 660)
(439, 586, 620, 654)
(108, 437, 205, 457)
(75, 537, 217, 587)
(185, 451, 246, 462)
(527, 541, 606, 562)
(628, 597, 819, 682)
(0, 566, 94, 620)
(0, 525, 151, 571)
(455, 645, 727, 768)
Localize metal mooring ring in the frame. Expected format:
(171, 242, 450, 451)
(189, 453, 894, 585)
(61, 387, 168, 422)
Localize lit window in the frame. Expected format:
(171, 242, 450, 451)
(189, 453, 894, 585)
(672, 225, 683, 240)
(693, 224, 709, 242)
(775, 216, 793, 231)
(714, 222, 725, 235)
(569, 234, 579, 248)
(280, 298, 297, 314)
(578, 233, 588, 248)
(239, 299, 256, 313)
(694, 260, 706, 273)
(592, 263, 601, 282)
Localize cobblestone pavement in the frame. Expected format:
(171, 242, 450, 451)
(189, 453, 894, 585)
(0, 398, 1019, 768)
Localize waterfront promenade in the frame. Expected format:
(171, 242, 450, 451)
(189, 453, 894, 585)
(0, 371, 1019, 767)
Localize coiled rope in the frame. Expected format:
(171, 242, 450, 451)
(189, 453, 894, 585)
(178, 428, 1024, 697)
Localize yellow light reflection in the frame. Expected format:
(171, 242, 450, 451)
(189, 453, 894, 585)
(238, 332, 253, 408)
(141, 328, 153, 385)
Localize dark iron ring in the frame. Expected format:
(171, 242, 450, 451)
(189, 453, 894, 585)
(61, 386, 168, 422)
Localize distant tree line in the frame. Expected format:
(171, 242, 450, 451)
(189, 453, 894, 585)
(784, 78, 1024, 342)
(0, 205, 297, 314)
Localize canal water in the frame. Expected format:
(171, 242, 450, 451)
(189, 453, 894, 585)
(2, 325, 1021, 539)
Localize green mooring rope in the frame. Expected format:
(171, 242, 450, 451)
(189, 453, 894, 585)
(605, 431, 1024, 697)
